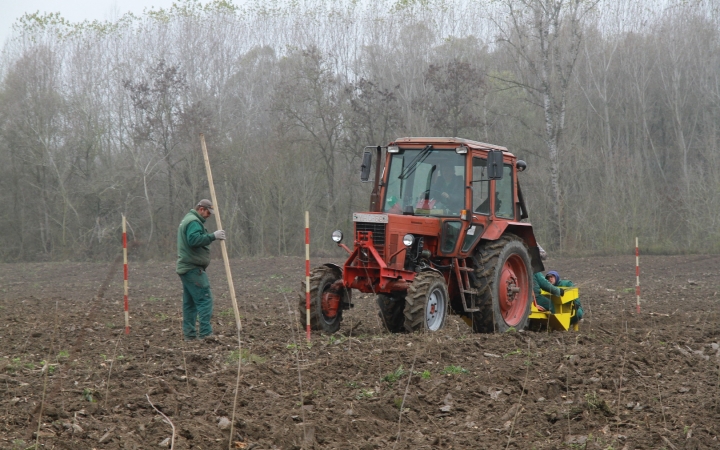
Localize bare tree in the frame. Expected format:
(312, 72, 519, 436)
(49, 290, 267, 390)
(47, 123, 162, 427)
(492, 0, 599, 248)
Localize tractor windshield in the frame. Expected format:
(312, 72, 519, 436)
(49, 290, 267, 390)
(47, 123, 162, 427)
(383, 149, 465, 217)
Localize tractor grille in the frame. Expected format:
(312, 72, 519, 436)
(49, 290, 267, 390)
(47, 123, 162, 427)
(355, 222, 386, 259)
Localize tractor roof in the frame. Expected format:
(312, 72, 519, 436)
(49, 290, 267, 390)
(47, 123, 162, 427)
(390, 137, 510, 154)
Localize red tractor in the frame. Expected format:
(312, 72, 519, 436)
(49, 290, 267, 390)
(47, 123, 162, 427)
(300, 137, 545, 334)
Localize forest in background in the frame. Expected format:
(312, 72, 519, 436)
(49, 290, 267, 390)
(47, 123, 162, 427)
(0, 0, 718, 262)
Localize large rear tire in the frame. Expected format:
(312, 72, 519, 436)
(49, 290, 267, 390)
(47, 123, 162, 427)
(403, 271, 449, 332)
(298, 266, 349, 334)
(377, 294, 405, 333)
(470, 234, 532, 333)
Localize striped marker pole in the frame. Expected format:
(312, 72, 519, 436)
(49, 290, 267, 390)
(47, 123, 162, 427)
(123, 215, 130, 334)
(305, 211, 311, 341)
(635, 237, 640, 314)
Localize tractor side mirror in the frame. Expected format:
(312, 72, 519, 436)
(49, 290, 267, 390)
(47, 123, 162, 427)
(360, 148, 373, 182)
(487, 150, 504, 180)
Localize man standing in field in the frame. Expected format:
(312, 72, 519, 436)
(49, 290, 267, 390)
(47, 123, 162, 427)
(176, 199, 225, 341)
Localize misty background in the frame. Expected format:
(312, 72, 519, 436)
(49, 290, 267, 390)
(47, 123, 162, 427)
(0, 0, 718, 262)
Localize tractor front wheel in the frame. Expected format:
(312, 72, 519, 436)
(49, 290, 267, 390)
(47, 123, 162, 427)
(298, 266, 349, 334)
(403, 271, 449, 332)
(470, 234, 532, 333)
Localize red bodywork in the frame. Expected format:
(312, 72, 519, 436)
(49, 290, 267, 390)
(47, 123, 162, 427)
(340, 137, 540, 299)
(342, 214, 441, 293)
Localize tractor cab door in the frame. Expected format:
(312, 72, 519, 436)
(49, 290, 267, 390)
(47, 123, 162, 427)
(493, 163, 515, 220)
(440, 154, 497, 256)
(459, 155, 492, 254)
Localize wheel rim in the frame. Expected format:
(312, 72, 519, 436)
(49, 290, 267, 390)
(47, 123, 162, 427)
(426, 287, 446, 331)
(498, 253, 529, 326)
(321, 283, 340, 323)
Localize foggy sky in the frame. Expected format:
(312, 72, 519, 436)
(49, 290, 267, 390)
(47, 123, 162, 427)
(0, 0, 178, 46)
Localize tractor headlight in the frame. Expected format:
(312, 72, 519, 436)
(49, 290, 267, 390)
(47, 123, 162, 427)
(402, 234, 414, 247)
(387, 145, 400, 153)
(331, 230, 343, 243)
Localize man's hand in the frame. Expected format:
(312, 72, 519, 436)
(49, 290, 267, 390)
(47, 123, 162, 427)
(558, 287, 565, 297)
(213, 230, 226, 240)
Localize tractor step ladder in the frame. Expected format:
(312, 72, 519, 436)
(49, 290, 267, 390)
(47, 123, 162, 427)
(453, 258, 479, 312)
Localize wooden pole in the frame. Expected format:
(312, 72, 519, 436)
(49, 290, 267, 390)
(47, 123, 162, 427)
(199, 134, 244, 450)
(305, 211, 311, 341)
(123, 215, 130, 334)
(635, 237, 641, 314)
(198, 133, 242, 333)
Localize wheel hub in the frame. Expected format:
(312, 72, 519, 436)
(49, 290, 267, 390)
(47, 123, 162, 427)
(426, 288, 445, 331)
(321, 291, 340, 319)
(498, 254, 529, 326)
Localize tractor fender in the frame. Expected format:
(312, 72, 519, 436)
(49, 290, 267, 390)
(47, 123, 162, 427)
(466, 222, 544, 273)
(503, 223, 545, 273)
(418, 266, 444, 278)
(481, 220, 508, 240)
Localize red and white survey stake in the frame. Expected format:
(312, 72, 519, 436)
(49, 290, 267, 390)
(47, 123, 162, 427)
(123, 215, 130, 334)
(305, 211, 311, 341)
(635, 237, 640, 314)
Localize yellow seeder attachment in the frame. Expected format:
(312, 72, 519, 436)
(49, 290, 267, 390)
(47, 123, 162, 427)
(529, 287, 580, 331)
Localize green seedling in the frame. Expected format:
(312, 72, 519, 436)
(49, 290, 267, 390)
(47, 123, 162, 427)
(503, 349, 522, 358)
(227, 349, 266, 365)
(57, 350, 69, 359)
(441, 365, 468, 375)
(82, 388, 96, 402)
(356, 389, 374, 400)
(504, 326, 517, 333)
(382, 366, 406, 384)
(148, 296, 164, 302)
(219, 308, 234, 317)
(156, 313, 168, 321)
(421, 370, 431, 380)
(346, 381, 358, 388)
(328, 335, 346, 345)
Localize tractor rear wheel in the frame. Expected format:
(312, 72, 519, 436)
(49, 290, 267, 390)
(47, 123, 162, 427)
(403, 271, 449, 332)
(298, 266, 349, 334)
(470, 234, 532, 333)
(377, 294, 405, 333)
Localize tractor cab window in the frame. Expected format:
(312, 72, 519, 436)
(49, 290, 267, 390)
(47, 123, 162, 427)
(383, 149, 465, 216)
(494, 164, 514, 219)
(472, 158, 490, 215)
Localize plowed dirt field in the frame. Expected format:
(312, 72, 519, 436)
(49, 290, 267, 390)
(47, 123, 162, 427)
(1, 254, 719, 449)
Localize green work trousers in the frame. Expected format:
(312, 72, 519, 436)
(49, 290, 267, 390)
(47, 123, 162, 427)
(571, 300, 584, 325)
(180, 268, 213, 339)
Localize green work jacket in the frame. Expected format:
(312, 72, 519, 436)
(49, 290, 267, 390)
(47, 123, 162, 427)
(176, 209, 216, 275)
(533, 272, 561, 297)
